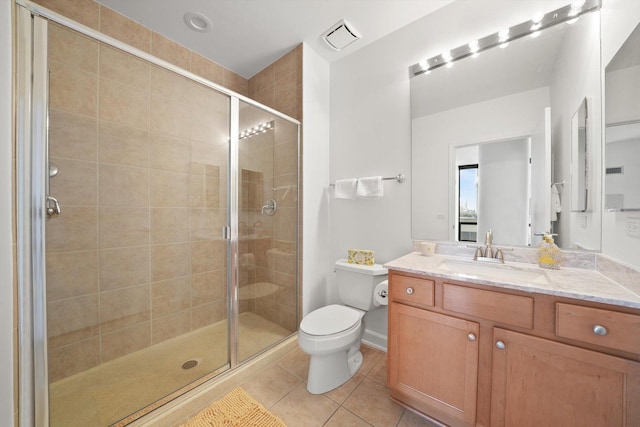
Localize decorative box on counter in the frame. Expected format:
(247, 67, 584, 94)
(348, 249, 375, 266)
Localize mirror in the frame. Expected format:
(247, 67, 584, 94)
(571, 97, 589, 212)
(411, 7, 602, 250)
(605, 22, 640, 212)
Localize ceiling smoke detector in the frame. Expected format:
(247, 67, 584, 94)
(322, 19, 361, 51)
(184, 11, 212, 33)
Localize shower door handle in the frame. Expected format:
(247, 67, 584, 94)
(46, 195, 61, 218)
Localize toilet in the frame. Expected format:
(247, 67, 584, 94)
(298, 259, 388, 394)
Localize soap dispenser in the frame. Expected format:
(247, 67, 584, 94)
(538, 233, 561, 270)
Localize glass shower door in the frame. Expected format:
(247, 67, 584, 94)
(45, 23, 230, 426)
(236, 101, 299, 362)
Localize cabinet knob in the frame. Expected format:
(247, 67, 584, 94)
(406, 287, 414, 295)
(593, 325, 608, 336)
(467, 333, 476, 342)
(495, 340, 506, 350)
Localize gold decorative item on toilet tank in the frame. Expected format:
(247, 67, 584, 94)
(348, 249, 375, 265)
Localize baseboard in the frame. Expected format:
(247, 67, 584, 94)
(362, 329, 387, 352)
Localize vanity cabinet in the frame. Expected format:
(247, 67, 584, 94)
(388, 303, 479, 426)
(491, 328, 640, 427)
(387, 269, 640, 427)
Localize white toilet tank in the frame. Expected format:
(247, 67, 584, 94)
(335, 259, 388, 311)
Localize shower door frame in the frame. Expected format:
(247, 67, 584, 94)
(15, 1, 300, 425)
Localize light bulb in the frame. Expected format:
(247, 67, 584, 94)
(468, 40, 479, 54)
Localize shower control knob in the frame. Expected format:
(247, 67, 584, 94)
(405, 287, 414, 295)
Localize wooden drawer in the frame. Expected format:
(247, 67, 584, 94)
(556, 303, 640, 354)
(390, 274, 434, 307)
(442, 283, 534, 329)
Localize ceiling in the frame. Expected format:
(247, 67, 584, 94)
(95, 0, 455, 79)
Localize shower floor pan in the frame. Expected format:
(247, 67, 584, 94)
(49, 312, 291, 426)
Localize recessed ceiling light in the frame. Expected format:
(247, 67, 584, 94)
(184, 11, 212, 33)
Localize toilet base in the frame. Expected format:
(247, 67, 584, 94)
(306, 344, 363, 394)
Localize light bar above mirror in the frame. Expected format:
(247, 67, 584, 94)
(409, 0, 602, 78)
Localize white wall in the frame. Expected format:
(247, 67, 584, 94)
(0, 0, 15, 422)
(329, 0, 567, 347)
(302, 44, 331, 315)
(601, 0, 640, 267)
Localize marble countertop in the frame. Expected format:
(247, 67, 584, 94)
(384, 252, 640, 310)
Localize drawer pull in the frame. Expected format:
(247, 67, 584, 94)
(467, 333, 476, 342)
(593, 325, 608, 336)
(406, 287, 414, 295)
(495, 340, 506, 350)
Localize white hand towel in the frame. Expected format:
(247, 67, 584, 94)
(550, 184, 561, 221)
(356, 176, 383, 198)
(334, 178, 357, 199)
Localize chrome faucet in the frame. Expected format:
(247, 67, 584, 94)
(484, 229, 493, 258)
(468, 229, 510, 263)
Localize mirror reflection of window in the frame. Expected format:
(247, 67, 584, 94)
(458, 165, 478, 242)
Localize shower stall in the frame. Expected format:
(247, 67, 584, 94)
(16, 3, 299, 426)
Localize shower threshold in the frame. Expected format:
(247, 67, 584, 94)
(49, 312, 291, 426)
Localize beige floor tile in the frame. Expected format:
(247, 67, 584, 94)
(239, 364, 301, 408)
(325, 407, 373, 426)
(368, 352, 388, 386)
(359, 345, 384, 376)
(270, 382, 339, 427)
(325, 372, 365, 405)
(276, 345, 309, 381)
(344, 377, 404, 427)
(398, 408, 445, 427)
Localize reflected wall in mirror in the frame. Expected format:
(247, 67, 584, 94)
(571, 97, 589, 212)
(605, 22, 640, 212)
(411, 6, 602, 250)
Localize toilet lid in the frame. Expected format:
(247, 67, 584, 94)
(300, 304, 362, 336)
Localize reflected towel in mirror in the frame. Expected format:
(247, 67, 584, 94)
(551, 183, 562, 221)
(356, 176, 383, 198)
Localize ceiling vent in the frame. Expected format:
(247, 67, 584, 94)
(322, 19, 361, 51)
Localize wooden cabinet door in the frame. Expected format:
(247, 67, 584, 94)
(491, 328, 640, 427)
(388, 302, 479, 426)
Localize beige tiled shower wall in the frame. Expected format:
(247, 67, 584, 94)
(236, 115, 299, 333)
(25, 0, 303, 382)
(247, 47, 302, 332)
(249, 45, 303, 121)
(45, 23, 230, 382)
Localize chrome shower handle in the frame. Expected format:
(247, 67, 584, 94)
(46, 195, 61, 218)
(261, 199, 277, 216)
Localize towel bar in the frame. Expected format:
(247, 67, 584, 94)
(329, 174, 405, 187)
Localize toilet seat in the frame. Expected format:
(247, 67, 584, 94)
(300, 304, 362, 336)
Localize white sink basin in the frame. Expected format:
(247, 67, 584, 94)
(438, 259, 548, 285)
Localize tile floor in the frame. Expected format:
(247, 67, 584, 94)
(235, 343, 441, 427)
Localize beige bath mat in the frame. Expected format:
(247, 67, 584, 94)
(181, 387, 286, 427)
